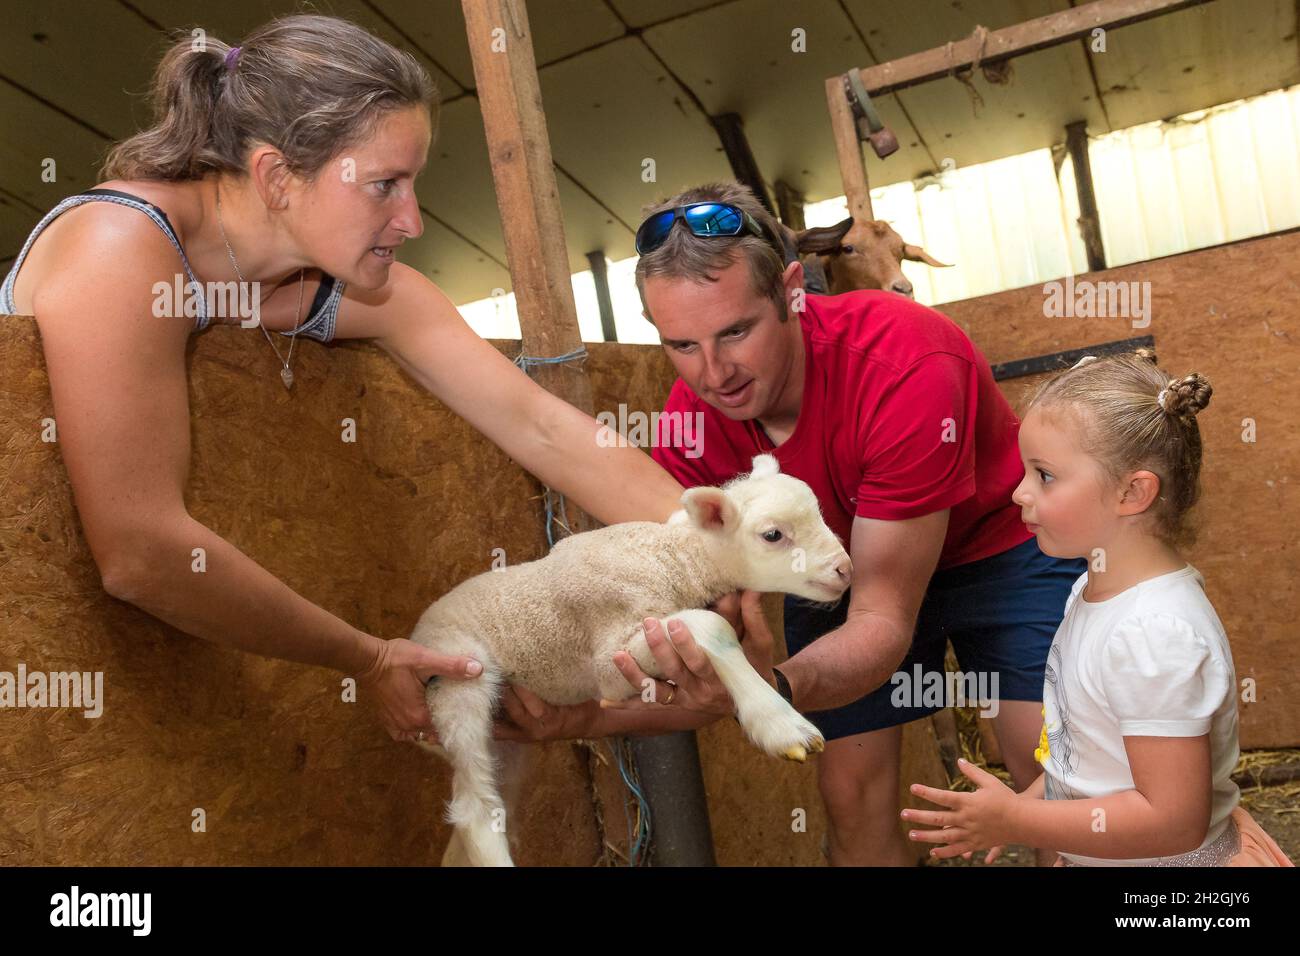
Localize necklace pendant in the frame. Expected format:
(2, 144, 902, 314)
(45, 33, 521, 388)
(280, 366, 295, 390)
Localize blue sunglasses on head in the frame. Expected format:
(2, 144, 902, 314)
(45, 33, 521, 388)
(635, 202, 783, 257)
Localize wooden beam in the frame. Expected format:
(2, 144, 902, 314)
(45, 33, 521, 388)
(853, 0, 1215, 97)
(585, 251, 618, 343)
(710, 112, 775, 215)
(462, 0, 595, 473)
(773, 180, 806, 231)
(991, 335, 1154, 380)
(1066, 121, 1107, 272)
(824, 75, 875, 221)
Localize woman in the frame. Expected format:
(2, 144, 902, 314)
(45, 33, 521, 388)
(1, 14, 737, 743)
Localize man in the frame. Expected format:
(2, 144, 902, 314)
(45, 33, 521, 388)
(636, 182, 1086, 865)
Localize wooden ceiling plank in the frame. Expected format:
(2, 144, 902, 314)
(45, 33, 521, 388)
(851, 0, 1217, 96)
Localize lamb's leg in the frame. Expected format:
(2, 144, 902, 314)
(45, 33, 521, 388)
(621, 609, 825, 762)
(438, 739, 531, 866)
(426, 668, 515, 867)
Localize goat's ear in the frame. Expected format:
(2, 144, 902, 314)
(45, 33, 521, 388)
(750, 454, 780, 479)
(794, 217, 853, 255)
(681, 487, 738, 531)
(902, 243, 952, 268)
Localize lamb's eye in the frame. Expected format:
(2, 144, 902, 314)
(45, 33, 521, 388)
(762, 529, 783, 542)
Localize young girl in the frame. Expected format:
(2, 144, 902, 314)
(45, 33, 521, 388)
(902, 348, 1292, 866)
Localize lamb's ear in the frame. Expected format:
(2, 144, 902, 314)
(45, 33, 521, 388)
(750, 454, 780, 479)
(681, 487, 738, 531)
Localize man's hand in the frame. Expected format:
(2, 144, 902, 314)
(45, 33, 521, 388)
(720, 591, 778, 688)
(903, 758, 1019, 861)
(492, 685, 601, 742)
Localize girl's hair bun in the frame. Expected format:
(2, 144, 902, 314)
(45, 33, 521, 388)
(1160, 373, 1213, 418)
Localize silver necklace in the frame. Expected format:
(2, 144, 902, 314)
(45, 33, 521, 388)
(216, 184, 305, 390)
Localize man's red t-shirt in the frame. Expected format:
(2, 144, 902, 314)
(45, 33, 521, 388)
(650, 290, 1031, 570)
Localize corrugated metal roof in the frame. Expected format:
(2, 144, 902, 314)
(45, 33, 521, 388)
(2, 0, 1296, 309)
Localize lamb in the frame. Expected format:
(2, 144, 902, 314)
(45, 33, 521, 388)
(410, 454, 852, 866)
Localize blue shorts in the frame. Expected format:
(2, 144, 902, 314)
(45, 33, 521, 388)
(783, 536, 1086, 740)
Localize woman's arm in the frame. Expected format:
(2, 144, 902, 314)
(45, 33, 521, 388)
(32, 209, 478, 740)
(908, 735, 1213, 860)
(339, 263, 684, 525)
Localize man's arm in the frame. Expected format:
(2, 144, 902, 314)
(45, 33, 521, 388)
(780, 510, 948, 713)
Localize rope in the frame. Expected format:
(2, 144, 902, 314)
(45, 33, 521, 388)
(513, 344, 588, 374)
(945, 24, 1015, 117)
(613, 738, 652, 866)
(513, 345, 588, 547)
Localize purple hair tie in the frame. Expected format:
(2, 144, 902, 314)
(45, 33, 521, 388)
(224, 46, 242, 70)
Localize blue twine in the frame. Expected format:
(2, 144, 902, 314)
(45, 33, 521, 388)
(613, 740, 652, 866)
(514, 346, 587, 549)
(513, 345, 588, 373)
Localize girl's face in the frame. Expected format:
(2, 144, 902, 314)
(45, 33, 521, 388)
(1012, 406, 1117, 559)
(293, 105, 432, 290)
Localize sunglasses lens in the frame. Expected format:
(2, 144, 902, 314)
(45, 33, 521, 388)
(635, 210, 677, 254)
(683, 203, 742, 236)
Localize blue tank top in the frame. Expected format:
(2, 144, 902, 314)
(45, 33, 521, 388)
(0, 187, 344, 343)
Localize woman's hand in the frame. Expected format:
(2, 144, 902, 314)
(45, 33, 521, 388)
(595, 615, 733, 716)
(599, 590, 774, 717)
(493, 685, 601, 742)
(903, 758, 1020, 861)
(355, 637, 482, 743)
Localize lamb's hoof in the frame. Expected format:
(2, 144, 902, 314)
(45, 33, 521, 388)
(809, 736, 825, 754)
(783, 744, 808, 762)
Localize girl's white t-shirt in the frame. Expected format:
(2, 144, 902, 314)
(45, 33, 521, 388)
(1041, 564, 1240, 866)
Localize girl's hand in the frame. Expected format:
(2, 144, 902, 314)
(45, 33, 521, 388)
(903, 758, 1020, 860)
(355, 637, 482, 743)
(961, 844, 1007, 865)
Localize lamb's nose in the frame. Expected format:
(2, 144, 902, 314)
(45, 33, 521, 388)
(890, 279, 914, 298)
(835, 559, 852, 583)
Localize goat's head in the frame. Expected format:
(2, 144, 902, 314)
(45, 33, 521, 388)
(794, 216, 950, 298)
(676, 454, 851, 601)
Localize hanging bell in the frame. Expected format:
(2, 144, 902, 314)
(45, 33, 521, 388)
(280, 366, 295, 390)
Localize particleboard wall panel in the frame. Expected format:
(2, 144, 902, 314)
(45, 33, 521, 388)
(2, 320, 912, 868)
(0, 319, 602, 866)
(939, 229, 1300, 751)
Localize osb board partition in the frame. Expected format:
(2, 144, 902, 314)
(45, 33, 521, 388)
(2, 316, 852, 866)
(0, 312, 944, 865)
(940, 229, 1300, 751)
(0, 320, 600, 866)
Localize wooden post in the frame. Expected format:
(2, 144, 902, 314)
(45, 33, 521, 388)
(462, 0, 595, 470)
(711, 112, 775, 215)
(462, 0, 714, 867)
(585, 251, 618, 343)
(774, 180, 806, 231)
(824, 76, 874, 221)
(1066, 121, 1107, 272)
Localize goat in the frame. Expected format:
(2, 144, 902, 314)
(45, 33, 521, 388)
(780, 216, 951, 298)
